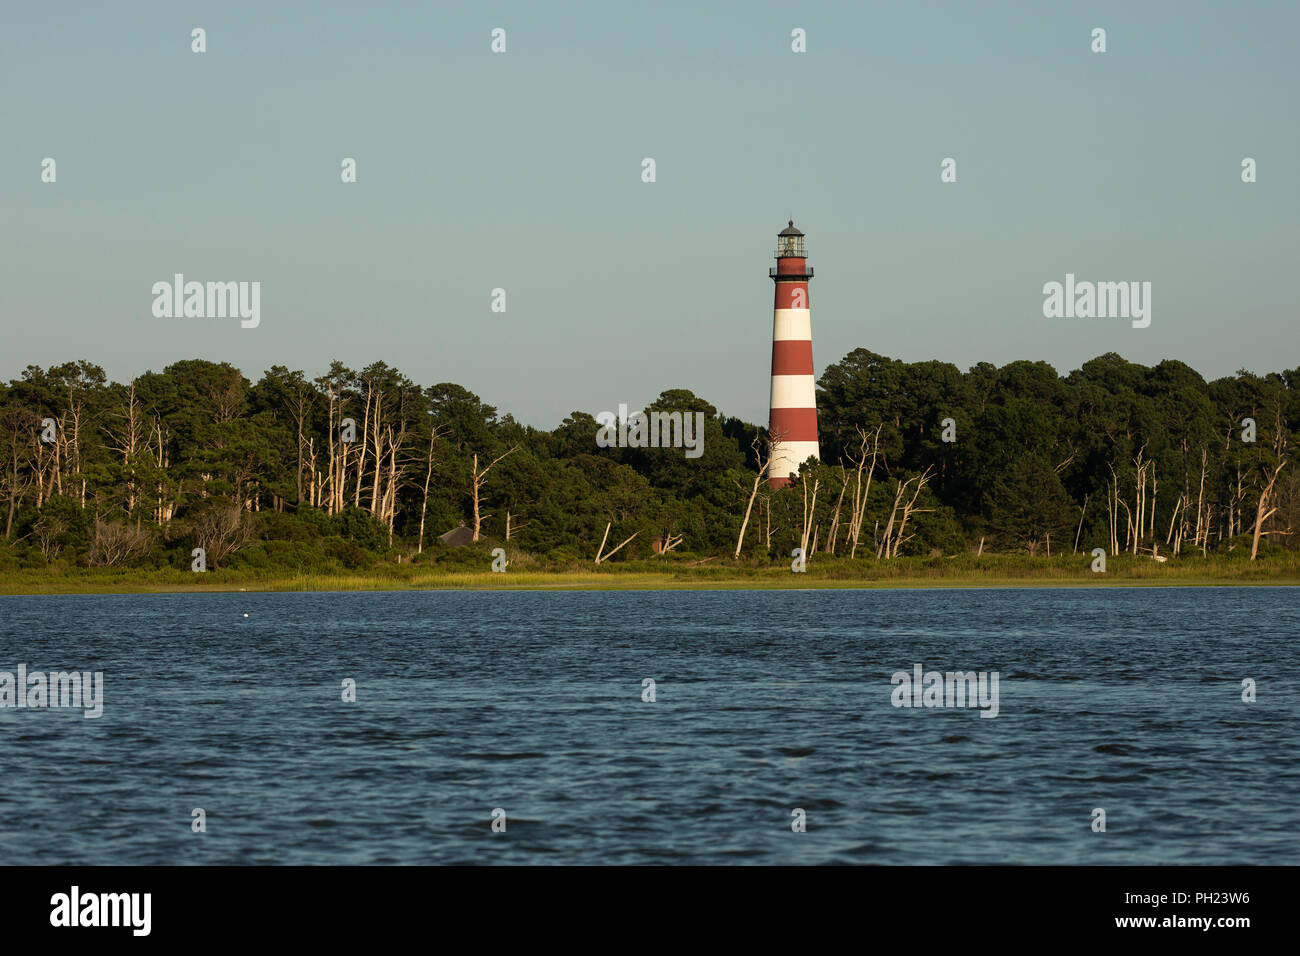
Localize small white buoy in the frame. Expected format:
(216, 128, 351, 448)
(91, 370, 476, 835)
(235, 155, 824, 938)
(243, 613, 249, 618)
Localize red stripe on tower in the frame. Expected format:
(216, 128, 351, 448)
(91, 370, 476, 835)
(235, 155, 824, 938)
(767, 220, 819, 487)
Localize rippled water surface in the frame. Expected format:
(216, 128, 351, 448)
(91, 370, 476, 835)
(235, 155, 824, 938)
(1, 587, 1296, 864)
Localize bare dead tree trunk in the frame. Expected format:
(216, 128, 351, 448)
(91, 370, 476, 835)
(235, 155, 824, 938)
(383, 431, 399, 546)
(1195, 446, 1208, 552)
(734, 435, 774, 559)
(595, 522, 639, 564)
(889, 467, 933, 559)
(1118, 497, 1133, 554)
(877, 480, 905, 560)
(368, 384, 385, 516)
(415, 424, 446, 553)
(1251, 459, 1288, 560)
(1073, 492, 1089, 554)
(1106, 461, 1119, 556)
(354, 384, 371, 509)
(104, 381, 144, 515)
(848, 424, 883, 559)
(1165, 494, 1183, 546)
(826, 464, 848, 555)
(798, 473, 820, 564)
(1131, 447, 1147, 555)
(470, 446, 517, 541)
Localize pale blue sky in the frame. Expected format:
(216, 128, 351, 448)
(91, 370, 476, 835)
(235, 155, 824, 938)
(2, 1, 1297, 426)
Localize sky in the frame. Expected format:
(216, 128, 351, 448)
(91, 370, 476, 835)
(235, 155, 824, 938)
(2, 0, 1297, 427)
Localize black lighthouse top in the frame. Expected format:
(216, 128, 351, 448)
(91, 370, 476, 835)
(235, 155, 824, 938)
(775, 219, 807, 259)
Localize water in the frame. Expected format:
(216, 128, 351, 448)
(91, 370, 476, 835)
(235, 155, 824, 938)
(1, 587, 1296, 865)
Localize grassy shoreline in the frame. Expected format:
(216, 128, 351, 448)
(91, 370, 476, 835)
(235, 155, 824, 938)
(2, 553, 1298, 595)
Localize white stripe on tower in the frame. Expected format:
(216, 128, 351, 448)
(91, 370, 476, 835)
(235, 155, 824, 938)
(768, 220, 819, 487)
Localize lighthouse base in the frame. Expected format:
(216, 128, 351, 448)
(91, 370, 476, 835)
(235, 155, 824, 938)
(768, 440, 820, 487)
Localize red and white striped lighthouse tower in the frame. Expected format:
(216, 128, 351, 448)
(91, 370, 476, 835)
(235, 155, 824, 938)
(768, 220, 819, 487)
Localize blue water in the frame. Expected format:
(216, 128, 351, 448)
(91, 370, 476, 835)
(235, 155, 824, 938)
(1, 587, 1296, 864)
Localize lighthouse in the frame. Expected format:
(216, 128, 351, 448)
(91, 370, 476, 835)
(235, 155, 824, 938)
(768, 220, 819, 487)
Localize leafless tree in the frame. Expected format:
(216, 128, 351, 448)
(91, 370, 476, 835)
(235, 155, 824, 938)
(846, 424, 883, 558)
(1251, 458, 1288, 560)
(193, 503, 252, 568)
(416, 423, 448, 553)
(878, 466, 934, 559)
(87, 519, 151, 567)
(734, 434, 777, 559)
(798, 472, 820, 564)
(470, 445, 518, 541)
(595, 521, 639, 564)
(34, 514, 67, 560)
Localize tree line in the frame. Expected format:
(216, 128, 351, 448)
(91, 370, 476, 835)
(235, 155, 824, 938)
(0, 351, 1294, 572)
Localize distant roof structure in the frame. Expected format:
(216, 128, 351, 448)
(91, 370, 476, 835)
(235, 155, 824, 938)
(438, 524, 475, 547)
(778, 219, 803, 237)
